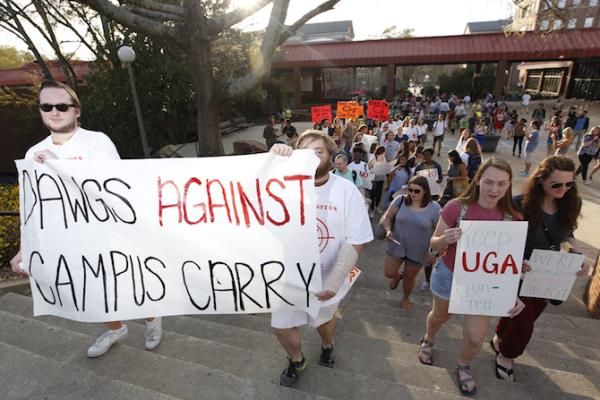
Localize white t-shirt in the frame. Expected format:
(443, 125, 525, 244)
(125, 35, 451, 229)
(432, 120, 447, 137)
(348, 160, 369, 179)
(522, 94, 531, 106)
(315, 174, 373, 276)
(25, 127, 120, 160)
(404, 127, 419, 141)
(416, 124, 427, 137)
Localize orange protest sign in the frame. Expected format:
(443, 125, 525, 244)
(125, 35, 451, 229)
(367, 100, 389, 120)
(311, 105, 332, 124)
(336, 101, 362, 119)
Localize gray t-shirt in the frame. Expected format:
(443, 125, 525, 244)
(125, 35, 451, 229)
(385, 197, 441, 264)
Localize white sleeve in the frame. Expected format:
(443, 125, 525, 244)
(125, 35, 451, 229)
(94, 133, 121, 160)
(343, 183, 373, 245)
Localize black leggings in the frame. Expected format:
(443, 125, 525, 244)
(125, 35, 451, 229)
(577, 154, 594, 180)
(513, 136, 524, 155)
(371, 180, 384, 210)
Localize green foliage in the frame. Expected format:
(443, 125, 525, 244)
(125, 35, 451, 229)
(82, 29, 266, 158)
(378, 26, 414, 39)
(0, 46, 34, 69)
(437, 64, 496, 96)
(0, 184, 19, 270)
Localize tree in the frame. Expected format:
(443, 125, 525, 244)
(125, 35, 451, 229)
(0, 45, 34, 68)
(377, 26, 414, 39)
(71, 0, 342, 156)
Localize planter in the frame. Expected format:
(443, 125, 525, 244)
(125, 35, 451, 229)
(481, 134, 501, 153)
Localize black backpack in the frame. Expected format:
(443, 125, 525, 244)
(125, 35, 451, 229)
(467, 154, 482, 179)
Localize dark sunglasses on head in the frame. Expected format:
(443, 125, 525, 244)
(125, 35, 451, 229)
(407, 188, 422, 194)
(39, 103, 76, 112)
(550, 181, 575, 189)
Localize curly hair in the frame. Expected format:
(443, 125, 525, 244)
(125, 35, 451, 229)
(522, 156, 580, 232)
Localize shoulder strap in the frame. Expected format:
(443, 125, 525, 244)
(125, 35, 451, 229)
(352, 169, 357, 183)
(455, 202, 468, 227)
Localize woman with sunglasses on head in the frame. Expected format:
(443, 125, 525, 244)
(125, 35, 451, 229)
(491, 156, 590, 382)
(418, 158, 525, 396)
(382, 176, 440, 309)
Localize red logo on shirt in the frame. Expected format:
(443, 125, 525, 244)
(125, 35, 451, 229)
(316, 217, 334, 253)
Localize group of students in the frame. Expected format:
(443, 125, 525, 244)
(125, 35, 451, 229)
(11, 80, 594, 397)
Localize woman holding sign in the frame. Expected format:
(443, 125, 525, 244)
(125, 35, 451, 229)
(418, 158, 525, 396)
(491, 156, 590, 382)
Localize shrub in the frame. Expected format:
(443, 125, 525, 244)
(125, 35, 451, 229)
(0, 184, 19, 270)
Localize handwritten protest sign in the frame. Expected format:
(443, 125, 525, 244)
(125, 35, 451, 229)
(336, 101, 362, 119)
(311, 105, 332, 124)
(520, 250, 584, 301)
(367, 100, 389, 120)
(416, 168, 441, 196)
(449, 221, 528, 316)
(16, 151, 322, 323)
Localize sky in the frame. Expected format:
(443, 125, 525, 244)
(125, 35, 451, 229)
(1, 0, 515, 60)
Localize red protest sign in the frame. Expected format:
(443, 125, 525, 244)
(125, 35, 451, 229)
(311, 105, 332, 124)
(367, 100, 389, 120)
(336, 101, 362, 119)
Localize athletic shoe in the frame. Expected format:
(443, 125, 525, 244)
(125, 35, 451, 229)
(87, 325, 128, 358)
(279, 357, 308, 387)
(319, 346, 335, 368)
(420, 281, 430, 292)
(144, 317, 162, 350)
(583, 180, 591, 185)
(519, 171, 529, 177)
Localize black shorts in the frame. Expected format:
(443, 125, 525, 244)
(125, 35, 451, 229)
(433, 135, 444, 143)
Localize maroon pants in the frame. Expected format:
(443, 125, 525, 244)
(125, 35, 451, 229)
(495, 297, 548, 359)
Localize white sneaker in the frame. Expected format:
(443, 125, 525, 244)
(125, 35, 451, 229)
(144, 317, 162, 351)
(87, 325, 128, 358)
(583, 180, 591, 185)
(420, 281, 430, 292)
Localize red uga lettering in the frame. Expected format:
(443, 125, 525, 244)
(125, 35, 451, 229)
(461, 251, 519, 275)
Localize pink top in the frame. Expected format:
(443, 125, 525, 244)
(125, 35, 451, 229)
(440, 200, 519, 272)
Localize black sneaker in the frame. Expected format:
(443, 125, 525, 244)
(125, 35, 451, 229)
(319, 346, 335, 368)
(279, 357, 307, 387)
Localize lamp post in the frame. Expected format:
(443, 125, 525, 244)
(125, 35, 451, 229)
(117, 46, 150, 158)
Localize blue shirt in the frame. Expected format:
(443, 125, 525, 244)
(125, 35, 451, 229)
(525, 130, 539, 153)
(578, 134, 598, 156)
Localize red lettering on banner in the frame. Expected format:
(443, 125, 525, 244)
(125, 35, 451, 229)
(158, 177, 182, 226)
(183, 178, 207, 225)
(265, 178, 290, 226)
(461, 251, 520, 275)
(283, 175, 311, 225)
(237, 179, 265, 227)
(207, 179, 232, 224)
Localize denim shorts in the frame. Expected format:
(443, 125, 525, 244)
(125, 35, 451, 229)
(430, 259, 453, 300)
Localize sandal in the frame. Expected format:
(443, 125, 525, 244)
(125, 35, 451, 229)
(418, 338, 434, 365)
(495, 355, 515, 382)
(388, 273, 404, 290)
(456, 364, 477, 396)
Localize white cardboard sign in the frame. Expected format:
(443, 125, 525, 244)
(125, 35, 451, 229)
(449, 220, 528, 316)
(416, 168, 441, 196)
(519, 250, 584, 301)
(16, 151, 322, 322)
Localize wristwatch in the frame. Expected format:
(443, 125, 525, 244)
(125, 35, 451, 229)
(428, 247, 441, 257)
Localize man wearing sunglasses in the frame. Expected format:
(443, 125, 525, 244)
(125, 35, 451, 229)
(10, 80, 161, 358)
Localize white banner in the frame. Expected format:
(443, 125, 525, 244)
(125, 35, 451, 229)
(449, 220, 528, 316)
(416, 168, 441, 196)
(16, 151, 323, 322)
(519, 250, 584, 301)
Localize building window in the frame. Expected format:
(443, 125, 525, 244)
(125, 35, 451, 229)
(584, 17, 594, 27)
(590, 0, 598, 6)
(568, 18, 577, 28)
(540, 20, 550, 30)
(553, 20, 563, 29)
(558, 0, 566, 7)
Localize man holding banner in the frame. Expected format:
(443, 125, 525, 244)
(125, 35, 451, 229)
(269, 131, 373, 388)
(10, 80, 162, 358)
(418, 158, 525, 396)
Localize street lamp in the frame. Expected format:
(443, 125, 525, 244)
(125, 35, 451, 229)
(118, 46, 150, 158)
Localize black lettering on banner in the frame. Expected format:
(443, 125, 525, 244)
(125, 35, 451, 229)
(35, 171, 67, 229)
(110, 251, 129, 311)
(234, 262, 263, 311)
(129, 255, 146, 306)
(209, 260, 238, 312)
(55, 255, 79, 311)
(261, 261, 294, 308)
(22, 170, 38, 226)
(144, 257, 166, 301)
(81, 179, 112, 222)
(58, 176, 90, 224)
(181, 261, 211, 310)
(28, 251, 56, 304)
(103, 178, 137, 224)
(296, 262, 317, 307)
(82, 254, 108, 313)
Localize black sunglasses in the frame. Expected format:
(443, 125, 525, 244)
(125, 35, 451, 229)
(407, 188, 422, 194)
(550, 181, 575, 189)
(39, 103, 76, 112)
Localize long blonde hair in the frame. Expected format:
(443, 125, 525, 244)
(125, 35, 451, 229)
(457, 157, 520, 218)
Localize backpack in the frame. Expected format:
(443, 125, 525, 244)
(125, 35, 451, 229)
(467, 154, 481, 179)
